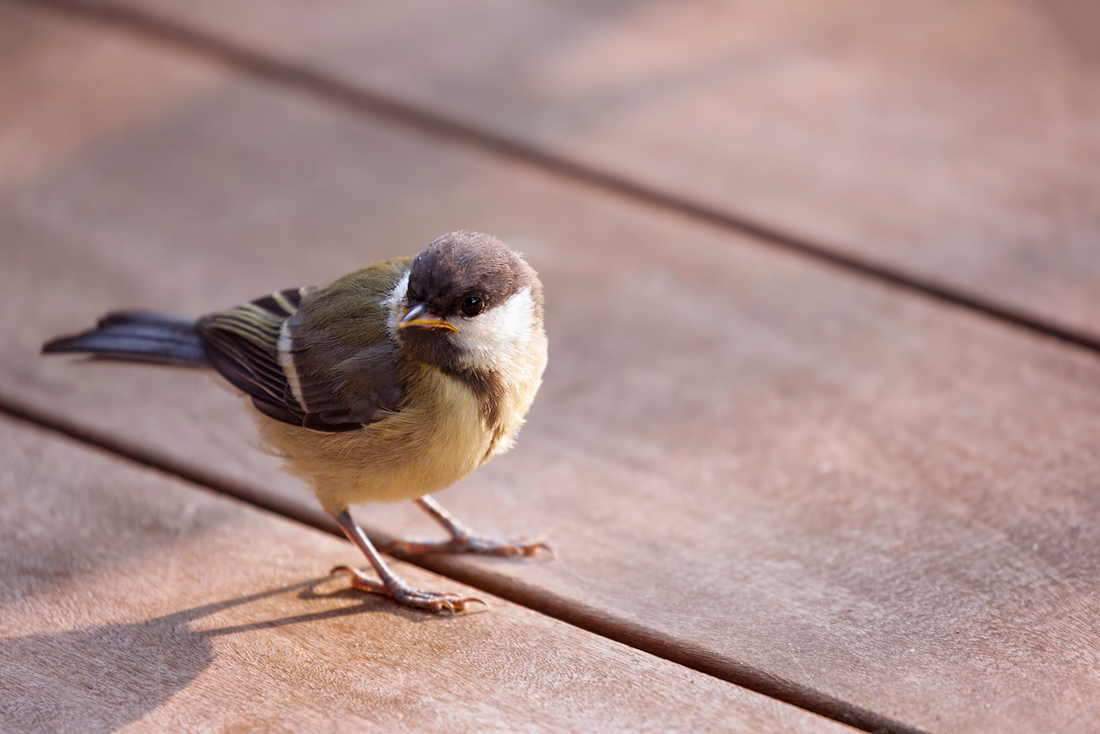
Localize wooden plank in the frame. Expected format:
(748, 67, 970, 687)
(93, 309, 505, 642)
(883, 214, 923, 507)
(0, 1, 220, 190)
(5, 6, 1100, 732)
(39, 0, 1100, 343)
(0, 416, 854, 734)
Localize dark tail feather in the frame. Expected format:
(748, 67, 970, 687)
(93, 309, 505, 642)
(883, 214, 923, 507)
(42, 311, 209, 367)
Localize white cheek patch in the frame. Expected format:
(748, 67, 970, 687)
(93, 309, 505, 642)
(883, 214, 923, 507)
(455, 287, 536, 371)
(382, 268, 411, 332)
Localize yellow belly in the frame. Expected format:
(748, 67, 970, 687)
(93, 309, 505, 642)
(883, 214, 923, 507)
(256, 366, 492, 514)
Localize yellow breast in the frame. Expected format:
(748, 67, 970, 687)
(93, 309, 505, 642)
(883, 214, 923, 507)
(256, 364, 493, 514)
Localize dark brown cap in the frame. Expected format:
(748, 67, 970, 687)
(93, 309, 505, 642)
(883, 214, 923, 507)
(407, 231, 542, 319)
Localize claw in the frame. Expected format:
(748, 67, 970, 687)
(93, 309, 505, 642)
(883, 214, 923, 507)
(332, 565, 488, 613)
(522, 539, 555, 558)
(460, 597, 490, 611)
(383, 534, 554, 558)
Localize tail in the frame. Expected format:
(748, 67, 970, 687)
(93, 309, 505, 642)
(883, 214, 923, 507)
(42, 311, 209, 367)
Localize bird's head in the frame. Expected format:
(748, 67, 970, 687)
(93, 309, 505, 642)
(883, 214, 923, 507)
(392, 231, 545, 374)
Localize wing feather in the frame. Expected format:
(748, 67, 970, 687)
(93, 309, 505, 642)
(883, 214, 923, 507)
(196, 267, 409, 434)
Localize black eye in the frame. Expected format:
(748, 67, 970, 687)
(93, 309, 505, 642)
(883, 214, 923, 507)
(460, 296, 484, 317)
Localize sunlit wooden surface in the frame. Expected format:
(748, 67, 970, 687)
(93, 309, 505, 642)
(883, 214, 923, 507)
(2, 2, 1099, 733)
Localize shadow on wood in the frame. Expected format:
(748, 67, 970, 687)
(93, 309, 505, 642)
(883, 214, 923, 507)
(0, 577, 416, 734)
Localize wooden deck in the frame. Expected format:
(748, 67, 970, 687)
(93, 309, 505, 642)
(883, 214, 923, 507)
(2, 2, 1099, 732)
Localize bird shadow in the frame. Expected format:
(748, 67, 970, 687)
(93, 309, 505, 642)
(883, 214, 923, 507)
(0, 575, 450, 734)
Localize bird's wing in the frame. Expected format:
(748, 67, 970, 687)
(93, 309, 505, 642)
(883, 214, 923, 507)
(195, 256, 413, 433)
(195, 286, 318, 428)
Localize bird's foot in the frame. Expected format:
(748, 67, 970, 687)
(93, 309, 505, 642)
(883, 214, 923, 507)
(331, 566, 488, 613)
(383, 533, 553, 558)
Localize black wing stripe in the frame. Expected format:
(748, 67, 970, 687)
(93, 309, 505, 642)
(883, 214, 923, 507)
(204, 346, 290, 412)
(280, 288, 306, 309)
(252, 397, 304, 425)
(248, 287, 313, 319)
(250, 295, 288, 318)
(203, 334, 287, 401)
(197, 315, 287, 404)
(231, 340, 287, 393)
(270, 290, 297, 315)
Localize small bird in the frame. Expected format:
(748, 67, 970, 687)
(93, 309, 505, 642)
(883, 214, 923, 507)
(43, 231, 550, 612)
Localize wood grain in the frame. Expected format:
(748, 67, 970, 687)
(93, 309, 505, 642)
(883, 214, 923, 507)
(28, 0, 1100, 343)
(5, 5, 1100, 733)
(0, 415, 855, 733)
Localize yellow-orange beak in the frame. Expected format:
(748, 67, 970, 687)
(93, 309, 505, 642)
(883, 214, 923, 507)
(399, 304, 459, 332)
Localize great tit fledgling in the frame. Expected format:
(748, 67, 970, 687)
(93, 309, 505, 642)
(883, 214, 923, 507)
(43, 231, 550, 612)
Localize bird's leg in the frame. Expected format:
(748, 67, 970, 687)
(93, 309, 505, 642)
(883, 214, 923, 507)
(383, 496, 552, 557)
(330, 510, 486, 612)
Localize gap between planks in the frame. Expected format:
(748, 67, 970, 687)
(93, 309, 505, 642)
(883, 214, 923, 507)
(10, 0, 1100, 367)
(0, 394, 923, 734)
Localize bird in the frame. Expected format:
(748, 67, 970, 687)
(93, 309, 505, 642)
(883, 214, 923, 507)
(43, 231, 550, 613)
